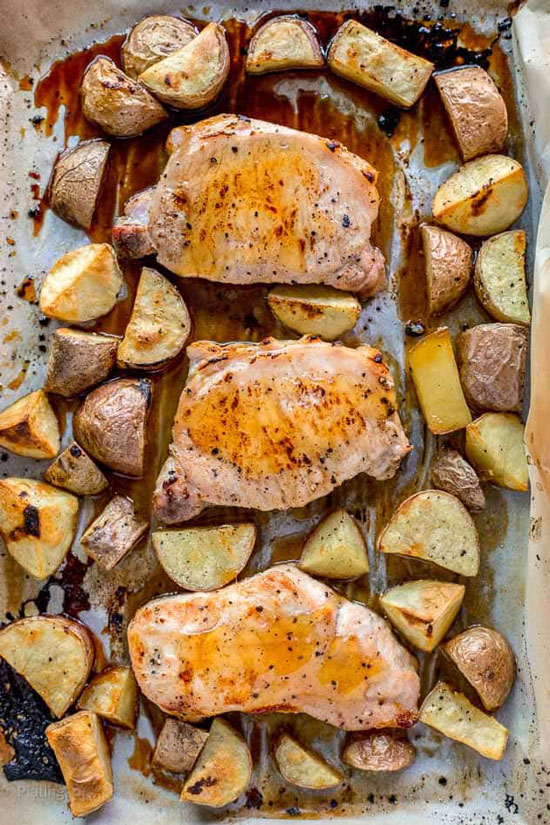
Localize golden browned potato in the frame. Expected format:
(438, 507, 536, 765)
(81, 495, 148, 570)
(246, 16, 324, 75)
(44, 441, 109, 496)
(342, 730, 415, 772)
(46, 711, 114, 817)
(73, 377, 152, 477)
(0, 478, 79, 579)
(0, 615, 94, 717)
(45, 328, 118, 398)
(435, 66, 508, 161)
(274, 733, 343, 789)
(328, 19, 433, 108)
(474, 231, 530, 326)
(380, 580, 465, 652)
(465, 412, 528, 491)
(77, 666, 139, 729)
(0, 730, 15, 766)
(153, 719, 208, 773)
(444, 626, 515, 711)
(267, 285, 361, 340)
(432, 154, 528, 237)
(298, 508, 369, 579)
(430, 449, 486, 512)
(0, 389, 60, 459)
(140, 22, 229, 110)
(49, 139, 110, 230)
(420, 224, 473, 316)
(123, 15, 197, 78)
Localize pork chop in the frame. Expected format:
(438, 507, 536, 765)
(154, 337, 411, 523)
(128, 565, 419, 730)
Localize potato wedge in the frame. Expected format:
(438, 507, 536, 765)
(45, 328, 118, 398)
(432, 154, 528, 237)
(435, 66, 508, 162)
(140, 22, 229, 110)
(123, 15, 197, 78)
(74, 377, 152, 477)
(274, 733, 343, 789)
(46, 711, 113, 817)
(267, 285, 361, 341)
(152, 523, 256, 591)
(378, 490, 479, 577)
(40, 243, 124, 323)
(380, 580, 465, 652)
(420, 225, 473, 316)
(0, 615, 94, 717)
(419, 680, 508, 760)
(118, 268, 191, 370)
(458, 323, 528, 412)
(44, 441, 109, 496)
(342, 730, 415, 772)
(49, 139, 110, 230)
(299, 508, 369, 579)
(246, 16, 324, 75)
(0, 389, 60, 459)
(0, 478, 78, 579)
(81, 495, 148, 570)
(474, 231, 530, 326)
(409, 327, 472, 434)
(430, 449, 485, 512)
(443, 626, 515, 711)
(181, 718, 252, 807)
(153, 719, 208, 773)
(465, 412, 528, 491)
(82, 56, 166, 137)
(328, 19, 433, 108)
(77, 666, 138, 728)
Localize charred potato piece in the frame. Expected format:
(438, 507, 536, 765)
(123, 15, 197, 78)
(44, 441, 109, 496)
(81, 495, 148, 570)
(112, 187, 156, 258)
(0, 615, 94, 717)
(77, 666, 139, 728)
(0, 389, 60, 459)
(342, 730, 416, 772)
(421, 224, 473, 316)
(140, 22, 229, 110)
(267, 285, 361, 341)
(0, 730, 15, 766)
(435, 66, 508, 162)
(74, 377, 152, 477)
(474, 230, 530, 326)
(274, 733, 343, 789)
(299, 508, 369, 579)
(153, 719, 208, 773)
(246, 16, 324, 75)
(430, 449, 486, 512)
(443, 626, 515, 711)
(465, 412, 528, 491)
(49, 139, 110, 230)
(380, 580, 465, 652)
(46, 711, 114, 817)
(45, 328, 118, 398)
(82, 56, 166, 137)
(0, 478, 78, 579)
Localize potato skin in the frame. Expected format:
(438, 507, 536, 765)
(246, 16, 324, 75)
(49, 139, 110, 230)
(43, 441, 109, 496)
(81, 495, 148, 569)
(430, 449, 485, 512)
(342, 730, 415, 772)
(45, 328, 118, 398)
(444, 626, 515, 711)
(421, 224, 472, 315)
(153, 719, 208, 773)
(123, 15, 197, 78)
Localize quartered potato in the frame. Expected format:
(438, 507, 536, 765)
(0, 389, 60, 459)
(420, 224, 473, 316)
(49, 138, 110, 230)
(118, 267, 191, 370)
(39, 243, 124, 323)
(246, 16, 324, 75)
(45, 328, 118, 398)
(409, 327, 472, 434)
(298, 508, 369, 579)
(81, 495, 148, 570)
(0, 478, 79, 579)
(181, 718, 252, 807)
(380, 580, 465, 652)
(419, 680, 508, 760)
(444, 626, 515, 711)
(78, 666, 139, 729)
(465, 412, 528, 491)
(430, 449, 486, 513)
(267, 285, 361, 341)
(46, 711, 114, 817)
(153, 719, 208, 773)
(378, 490, 480, 577)
(44, 441, 109, 496)
(474, 230, 530, 326)
(432, 154, 528, 237)
(342, 730, 416, 772)
(123, 15, 197, 78)
(0, 615, 94, 717)
(274, 733, 343, 789)
(140, 22, 229, 110)
(328, 19, 433, 108)
(152, 523, 256, 591)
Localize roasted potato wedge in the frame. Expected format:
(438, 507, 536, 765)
(77, 666, 138, 728)
(432, 154, 528, 237)
(420, 224, 473, 316)
(140, 22, 229, 110)
(378, 490, 480, 577)
(435, 66, 508, 162)
(46, 711, 114, 817)
(123, 15, 197, 78)
(342, 730, 415, 772)
(465, 412, 528, 491)
(328, 19, 433, 108)
(0, 478, 78, 579)
(180, 718, 252, 807)
(267, 285, 361, 341)
(474, 231, 530, 326)
(44, 441, 109, 496)
(275, 733, 343, 789)
(419, 680, 508, 760)
(74, 377, 152, 477)
(152, 523, 256, 591)
(430, 449, 485, 512)
(380, 580, 465, 652)
(246, 16, 324, 75)
(299, 508, 369, 579)
(443, 626, 515, 711)
(49, 139, 110, 230)
(45, 328, 118, 398)
(153, 719, 208, 773)
(0, 615, 94, 717)
(81, 495, 148, 570)
(0, 389, 60, 459)
(40, 243, 124, 323)
(118, 268, 191, 370)
(409, 327, 472, 434)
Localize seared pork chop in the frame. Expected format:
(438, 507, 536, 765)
(128, 565, 420, 730)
